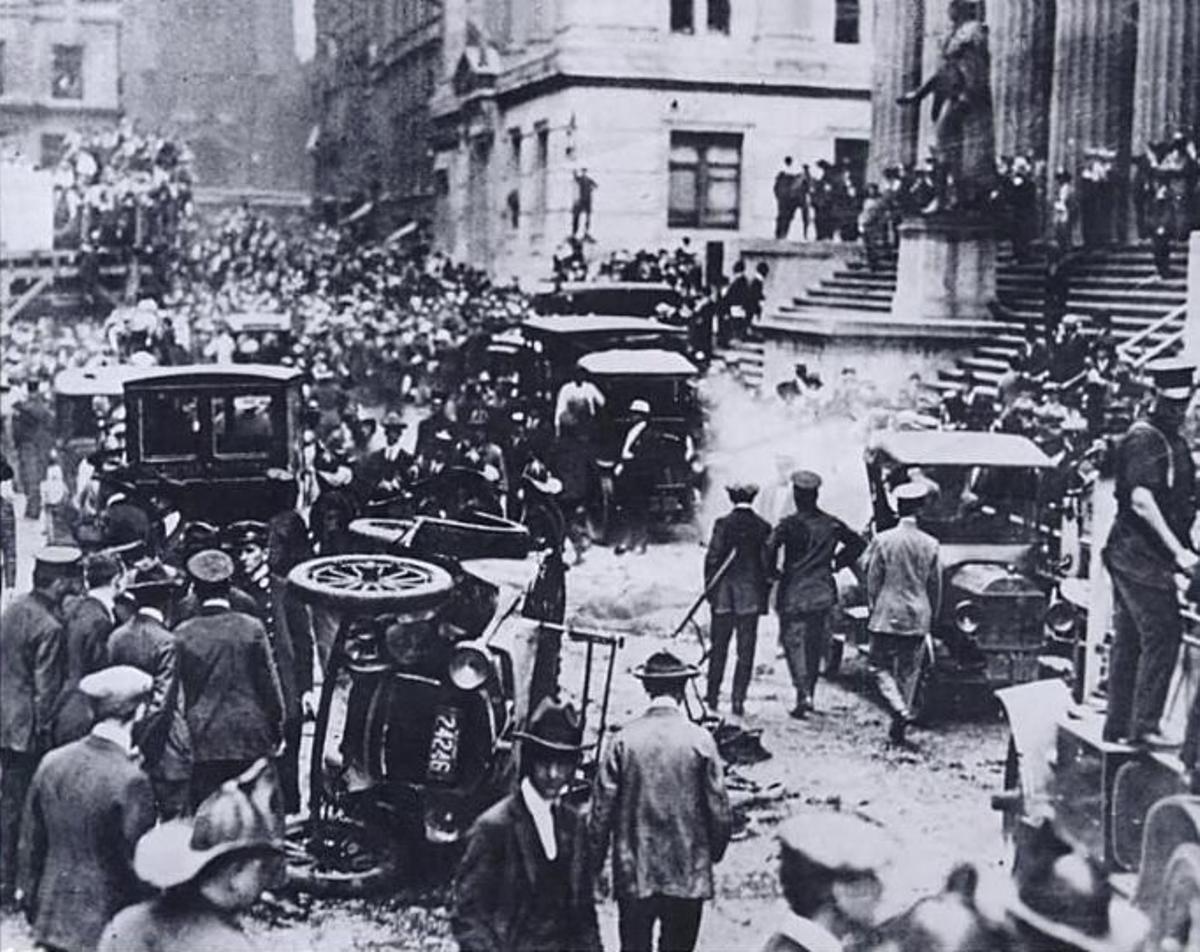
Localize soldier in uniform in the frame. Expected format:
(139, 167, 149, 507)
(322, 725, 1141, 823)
(0, 546, 81, 904)
(766, 472, 866, 718)
(1103, 360, 1198, 747)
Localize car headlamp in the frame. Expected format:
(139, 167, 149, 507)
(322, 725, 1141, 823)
(1045, 601, 1078, 639)
(953, 599, 981, 635)
(448, 644, 491, 691)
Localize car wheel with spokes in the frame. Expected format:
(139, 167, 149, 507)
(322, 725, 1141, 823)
(287, 555, 454, 611)
(283, 814, 401, 899)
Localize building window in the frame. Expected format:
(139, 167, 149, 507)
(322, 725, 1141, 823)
(668, 132, 742, 229)
(507, 129, 522, 229)
(532, 123, 549, 234)
(40, 134, 66, 169)
(0, 41, 6, 96)
(51, 44, 84, 99)
(835, 0, 860, 43)
(670, 0, 694, 34)
(707, 0, 730, 33)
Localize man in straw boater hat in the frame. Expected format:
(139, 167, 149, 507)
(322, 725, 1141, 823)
(1102, 359, 1198, 748)
(590, 650, 732, 952)
(452, 698, 601, 952)
(704, 482, 772, 716)
(18, 665, 157, 952)
(97, 759, 285, 952)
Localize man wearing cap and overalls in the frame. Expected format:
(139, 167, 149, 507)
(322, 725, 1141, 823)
(1103, 359, 1199, 748)
(767, 472, 866, 718)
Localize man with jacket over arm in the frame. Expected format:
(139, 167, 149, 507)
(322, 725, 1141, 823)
(704, 482, 772, 715)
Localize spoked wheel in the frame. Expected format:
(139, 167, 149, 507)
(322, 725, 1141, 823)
(284, 814, 401, 899)
(1153, 843, 1200, 952)
(288, 554, 454, 611)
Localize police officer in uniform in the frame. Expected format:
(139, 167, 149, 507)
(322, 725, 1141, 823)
(1103, 360, 1198, 747)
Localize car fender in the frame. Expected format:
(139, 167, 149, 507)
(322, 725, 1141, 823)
(995, 678, 1073, 808)
(1135, 794, 1200, 909)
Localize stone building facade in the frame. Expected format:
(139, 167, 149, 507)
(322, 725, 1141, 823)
(430, 0, 873, 282)
(871, 0, 1200, 240)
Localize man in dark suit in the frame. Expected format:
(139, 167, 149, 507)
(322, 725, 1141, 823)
(18, 665, 157, 952)
(356, 411, 414, 504)
(0, 546, 81, 904)
(107, 560, 192, 819)
(452, 699, 601, 952)
(704, 483, 772, 715)
(590, 651, 732, 952)
(614, 399, 659, 555)
(865, 482, 941, 745)
(174, 549, 285, 810)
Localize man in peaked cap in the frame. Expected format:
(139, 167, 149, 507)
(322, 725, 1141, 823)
(704, 483, 773, 715)
(453, 698, 601, 952)
(1103, 359, 1198, 748)
(18, 665, 156, 952)
(590, 651, 732, 951)
(766, 472, 867, 718)
(865, 482, 941, 745)
(0, 546, 81, 903)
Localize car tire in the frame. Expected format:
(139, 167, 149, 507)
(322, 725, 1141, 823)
(283, 815, 401, 899)
(1152, 842, 1200, 950)
(287, 555, 454, 611)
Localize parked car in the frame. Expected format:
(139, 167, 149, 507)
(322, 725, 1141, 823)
(223, 310, 295, 364)
(530, 281, 681, 318)
(832, 429, 1060, 718)
(53, 364, 152, 477)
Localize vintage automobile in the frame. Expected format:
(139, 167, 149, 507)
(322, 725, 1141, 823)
(284, 511, 622, 895)
(53, 364, 152, 476)
(530, 281, 682, 318)
(117, 364, 303, 524)
(833, 429, 1060, 717)
(224, 310, 295, 364)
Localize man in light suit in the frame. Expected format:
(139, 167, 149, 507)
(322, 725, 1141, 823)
(704, 483, 772, 715)
(590, 651, 732, 952)
(865, 482, 941, 745)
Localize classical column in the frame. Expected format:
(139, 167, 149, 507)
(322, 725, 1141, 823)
(989, 0, 1055, 160)
(1047, 0, 1138, 240)
(1131, 0, 1200, 153)
(869, 0, 924, 180)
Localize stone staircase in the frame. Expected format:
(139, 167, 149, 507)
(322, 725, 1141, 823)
(776, 242, 1190, 395)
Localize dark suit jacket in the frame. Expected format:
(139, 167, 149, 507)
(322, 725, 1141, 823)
(174, 602, 285, 762)
(705, 505, 772, 615)
(51, 593, 113, 746)
(18, 733, 156, 952)
(107, 611, 191, 780)
(239, 574, 314, 723)
(452, 792, 601, 952)
(767, 509, 866, 615)
(0, 591, 66, 753)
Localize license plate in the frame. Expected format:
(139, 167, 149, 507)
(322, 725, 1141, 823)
(426, 706, 460, 782)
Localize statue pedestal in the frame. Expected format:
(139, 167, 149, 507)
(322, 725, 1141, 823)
(892, 217, 997, 322)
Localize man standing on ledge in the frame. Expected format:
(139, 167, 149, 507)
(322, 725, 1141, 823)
(766, 471, 866, 718)
(1103, 360, 1198, 748)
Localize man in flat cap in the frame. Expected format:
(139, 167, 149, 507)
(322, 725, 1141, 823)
(174, 549, 286, 809)
(1103, 360, 1199, 748)
(107, 560, 192, 819)
(865, 483, 941, 745)
(590, 651, 732, 951)
(18, 665, 156, 952)
(767, 472, 866, 718)
(0, 546, 81, 904)
(704, 483, 773, 715)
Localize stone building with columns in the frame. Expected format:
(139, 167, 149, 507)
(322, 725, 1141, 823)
(871, 0, 1200, 241)
(429, 0, 874, 283)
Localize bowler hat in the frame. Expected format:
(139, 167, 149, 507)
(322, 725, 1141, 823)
(1147, 359, 1196, 400)
(633, 650, 700, 682)
(514, 698, 587, 753)
(79, 665, 153, 719)
(726, 483, 759, 503)
(790, 470, 822, 491)
(187, 549, 235, 585)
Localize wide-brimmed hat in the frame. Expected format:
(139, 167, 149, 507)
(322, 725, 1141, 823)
(513, 698, 586, 753)
(633, 650, 700, 682)
(1007, 821, 1147, 952)
(777, 811, 895, 874)
(133, 759, 284, 890)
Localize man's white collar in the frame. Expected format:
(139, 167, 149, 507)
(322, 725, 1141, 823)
(137, 606, 165, 624)
(92, 720, 136, 756)
(519, 777, 557, 861)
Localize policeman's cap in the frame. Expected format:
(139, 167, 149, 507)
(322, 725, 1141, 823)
(187, 549, 235, 584)
(1147, 359, 1196, 400)
(79, 665, 153, 719)
(790, 470, 822, 491)
(224, 520, 269, 550)
(893, 482, 929, 502)
(35, 546, 83, 575)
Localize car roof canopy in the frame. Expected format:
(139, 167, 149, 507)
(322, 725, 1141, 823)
(578, 348, 698, 377)
(54, 364, 161, 397)
(870, 430, 1054, 468)
(223, 311, 291, 332)
(522, 315, 683, 336)
(122, 363, 303, 392)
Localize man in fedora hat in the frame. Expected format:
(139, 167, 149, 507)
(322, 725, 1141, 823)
(865, 482, 941, 745)
(0, 545, 81, 903)
(174, 549, 285, 809)
(614, 399, 659, 555)
(107, 559, 192, 819)
(704, 483, 772, 715)
(453, 698, 601, 952)
(98, 759, 285, 952)
(1103, 359, 1198, 748)
(766, 472, 866, 718)
(18, 665, 157, 952)
(357, 410, 415, 502)
(590, 650, 732, 952)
